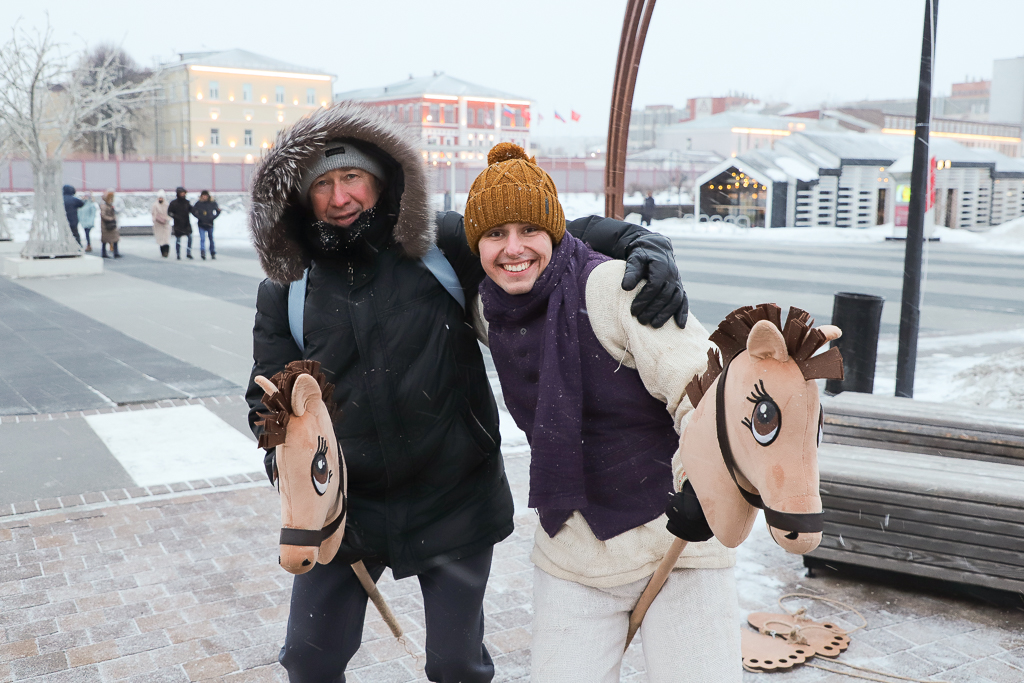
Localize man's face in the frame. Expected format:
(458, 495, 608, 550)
(479, 222, 553, 295)
(309, 168, 380, 228)
(177, 191, 185, 199)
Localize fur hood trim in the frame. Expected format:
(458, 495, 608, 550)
(248, 101, 434, 283)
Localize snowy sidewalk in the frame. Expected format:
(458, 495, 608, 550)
(1, 446, 1023, 683)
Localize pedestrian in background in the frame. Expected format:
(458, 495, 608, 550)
(62, 185, 85, 246)
(100, 189, 121, 259)
(191, 190, 220, 260)
(641, 191, 655, 227)
(167, 186, 193, 260)
(151, 190, 171, 258)
(78, 191, 97, 252)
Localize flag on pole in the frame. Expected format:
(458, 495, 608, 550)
(523, 109, 531, 124)
(554, 111, 566, 123)
(502, 105, 516, 118)
(537, 113, 544, 123)
(571, 110, 581, 122)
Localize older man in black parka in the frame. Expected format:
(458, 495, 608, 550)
(246, 102, 688, 683)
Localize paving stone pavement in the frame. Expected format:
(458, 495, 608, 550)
(1, 452, 1023, 683)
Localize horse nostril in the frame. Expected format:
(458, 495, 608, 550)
(785, 530, 799, 540)
(302, 559, 311, 566)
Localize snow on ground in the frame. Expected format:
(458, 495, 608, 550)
(650, 216, 1024, 253)
(871, 329, 1024, 410)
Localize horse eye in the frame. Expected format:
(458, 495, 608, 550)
(749, 399, 781, 446)
(311, 437, 329, 495)
(817, 405, 824, 447)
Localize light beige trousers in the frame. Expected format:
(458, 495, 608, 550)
(531, 566, 742, 683)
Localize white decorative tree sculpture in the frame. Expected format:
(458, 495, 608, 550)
(0, 23, 152, 258)
(0, 128, 11, 242)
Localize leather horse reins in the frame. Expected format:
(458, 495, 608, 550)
(278, 478, 347, 548)
(715, 358, 824, 540)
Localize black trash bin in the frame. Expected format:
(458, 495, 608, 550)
(825, 292, 884, 395)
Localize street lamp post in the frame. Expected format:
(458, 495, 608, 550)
(895, 0, 939, 398)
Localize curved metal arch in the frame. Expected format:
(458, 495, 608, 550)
(604, 0, 657, 220)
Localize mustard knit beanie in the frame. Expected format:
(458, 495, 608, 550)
(464, 143, 565, 254)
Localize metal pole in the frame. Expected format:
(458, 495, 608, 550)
(895, 0, 938, 398)
(605, 0, 656, 220)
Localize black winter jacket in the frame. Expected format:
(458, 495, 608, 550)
(192, 200, 220, 228)
(63, 185, 84, 229)
(247, 212, 511, 578)
(167, 197, 193, 236)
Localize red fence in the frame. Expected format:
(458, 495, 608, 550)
(2, 157, 699, 194)
(0, 159, 257, 193)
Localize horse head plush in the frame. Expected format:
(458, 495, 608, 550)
(680, 304, 844, 555)
(255, 360, 347, 574)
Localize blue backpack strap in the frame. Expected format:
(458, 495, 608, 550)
(287, 268, 308, 352)
(421, 243, 465, 311)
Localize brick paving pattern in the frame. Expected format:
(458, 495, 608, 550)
(0, 447, 1022, 682)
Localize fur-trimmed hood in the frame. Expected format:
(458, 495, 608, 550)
(248, 101, 434, 283)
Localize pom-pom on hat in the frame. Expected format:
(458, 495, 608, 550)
(464, 142, 565, 254)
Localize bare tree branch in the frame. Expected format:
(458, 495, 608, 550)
(0, 20, 158, 257)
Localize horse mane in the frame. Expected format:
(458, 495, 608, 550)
(685, 303, 844, 408)
(256, 360, 340, 449)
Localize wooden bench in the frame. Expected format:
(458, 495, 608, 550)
(806, 394, 1024, 596)
(812, 443, 1024, 595)
(821, 393, 1024, 466)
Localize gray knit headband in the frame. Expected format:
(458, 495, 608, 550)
(299, 141, 386, 202)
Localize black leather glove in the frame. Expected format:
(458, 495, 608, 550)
(665, 480, 713, 542)
(264, 448, 276, 486)
(566, 216, 688, 329)
(621, 232, 688, 329)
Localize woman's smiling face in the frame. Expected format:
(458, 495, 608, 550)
(478, 222, 554, 295)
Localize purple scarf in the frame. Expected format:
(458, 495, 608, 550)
(480, 234, 591, 511)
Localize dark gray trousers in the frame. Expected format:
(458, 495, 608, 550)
(279, 547, 495, 683)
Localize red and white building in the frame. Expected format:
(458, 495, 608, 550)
(335, 73, 531, 164)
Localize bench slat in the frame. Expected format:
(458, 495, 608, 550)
(823, 495, 1024, 539)
(809, 546, 1024, 595)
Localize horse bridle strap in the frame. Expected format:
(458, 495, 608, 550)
(714, 358, 824, 535)
(279, 488, 348, 548)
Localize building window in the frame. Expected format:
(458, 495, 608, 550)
(244, 129, 253, 146)
(444, 105, 454, 124)
(468, 109, 476, 126)
(275, 86, 285, 104)
(209, 81, 219, 100)
(210, 128, 220, 146)
(307, 88, 316, 105)
(243, 83, 252, 102)
(429, 104, 439, 123)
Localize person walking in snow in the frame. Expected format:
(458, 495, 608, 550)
(99, 189, 121, 259)
(641, 191, 656, 226)
(151, 190, 171, 258)
(466, 144, 740, 683)
(245, 102, 689, 683)
(191, 190, 220, 260)
(62, 185, 85, 246)
(78, 191, 98, 252)
(167, 186, 193, 260)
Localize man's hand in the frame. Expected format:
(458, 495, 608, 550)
(665, 480, 713, 542)
(621, 233, 688, 329)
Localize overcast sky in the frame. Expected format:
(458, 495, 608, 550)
(8, 1, 1022, 136)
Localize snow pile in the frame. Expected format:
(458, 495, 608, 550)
(948, 346, 1024, 410)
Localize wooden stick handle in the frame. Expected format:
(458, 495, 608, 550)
(351, 561, 403, 639)
(625, 537, 687, 650)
